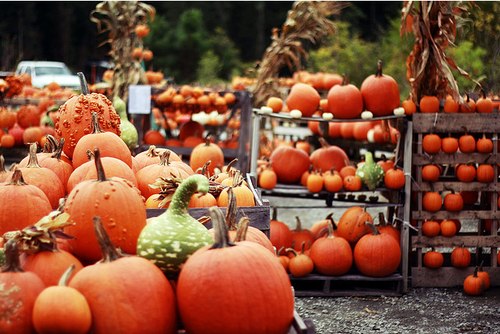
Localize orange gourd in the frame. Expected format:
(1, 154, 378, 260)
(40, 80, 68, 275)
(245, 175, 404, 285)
(324, 171, 343, 192)
(343, 175, 362, 192)
(258, 166, 278, 190)
(402, 98, 417, 115)
(443, 95, 459, 113)
(287, 246, 314, 277)
(460, 94, 476, 113)
(384, 167, 405, 190)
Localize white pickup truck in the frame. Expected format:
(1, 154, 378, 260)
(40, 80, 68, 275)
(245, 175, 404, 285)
(15, 61, 80, 91)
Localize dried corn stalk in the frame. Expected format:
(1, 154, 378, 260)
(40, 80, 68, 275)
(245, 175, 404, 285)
(91, 1, 155, 101)
(401, 1, 479, 103)
(252, 1, 346, 107)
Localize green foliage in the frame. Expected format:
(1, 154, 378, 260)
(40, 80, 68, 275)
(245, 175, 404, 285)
(447, 41, 487, 93)
(196, 50, 224, 85)
(208, 27, 242, 80)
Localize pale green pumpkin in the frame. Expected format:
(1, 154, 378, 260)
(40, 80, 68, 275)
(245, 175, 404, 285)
(356, 151, 385, 191)
(113, 96, 138, 150)
(136, 174, 213, 278)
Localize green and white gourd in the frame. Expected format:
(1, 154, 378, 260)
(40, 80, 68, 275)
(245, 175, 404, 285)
(355, 151, 385, 191)
(137, 174, 213, 278)
(113, 96, 139, 151)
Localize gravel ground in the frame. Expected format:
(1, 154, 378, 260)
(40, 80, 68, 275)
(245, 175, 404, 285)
(264, 196, 500, 334)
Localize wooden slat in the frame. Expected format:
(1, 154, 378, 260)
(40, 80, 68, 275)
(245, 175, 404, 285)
(290, 273, 404, 282)
(412, 152, 498, 165)
(415, 181, 500, 192)
(412, 113, 500, 133)
(412, 210, 500, 220)
(412, 235, 500, 248)
(411, 267, 500, 287)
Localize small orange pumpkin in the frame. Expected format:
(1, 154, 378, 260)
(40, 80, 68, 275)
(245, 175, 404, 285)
(286, 83, 320, 117)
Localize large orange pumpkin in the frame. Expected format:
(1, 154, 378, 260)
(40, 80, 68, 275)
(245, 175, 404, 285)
(55, 73, 121, 158)
(190, 137, 225, 175)
(335, 206, 373, 244)
(360, 60, 400, 116)
(310, 137, 349, 173)
(327, 78, 363, 119)
(64, 148, 147, 264)
(16, 104, 40, 128)
(269, 145, 310, 184)
(286, 83, 320, 117)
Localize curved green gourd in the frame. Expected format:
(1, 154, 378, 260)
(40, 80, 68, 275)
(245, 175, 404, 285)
(356, 151, 384, 191)
(137, 174, 213, 278)
(113, 96, 138, 150)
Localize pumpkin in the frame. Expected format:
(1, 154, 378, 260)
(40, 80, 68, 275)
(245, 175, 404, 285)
(322, 73, 343, 90)
(306, 171, 324, 193)
(270, 215, 293, 251)
(64, 148, 147, 264)
(476, 90, 494, 113)
(327, 77, 363, 119)
(32, 265, 92, 334)
(310, 137, 349, 173)
(343, 174, 362, 192)
(422, 164, 441, 182)
(55, 73, 121, 158)
(16, 104, 40, 128)
(450, 247, 471, 268)
(0, 154, 12, 183)
(143, 130, 165, 145)
(0, 169, 52, 235)
(324, 171, 343, 192)
(422, 220, 441, 237)
(0, 240, 46, 334)
(360, 60, 400, 116)
(72, 112, 132, 169)
(443, 95, 459, 113)
(287, 245, 314, 277)
(137, 174, 213, 278)
(286, 83, 320, 117)
(0, 107, 17, 129)
(423, 249, 444, 269)
(477, 264, 491, 290)
(419, 95, 440, 113)
(22, 126, 44, 145)
(352, 121, 374, 141)
(376, 213, 400, 245)
(458, 134, 476, 153)
(336, 206, 372, 244)
(266, 96, 284, 113)
(460, 94, 476, 113)
(70, 217, 177, 334)
(67, 155, 137, 194)
(35, 138, 74, 187)
(423, 192, 442, 212)
(309, 219, 352, 276)
(291, 216, 314, 251)
(456, 164, 476, 182)
(0, 133, 16, 148)
(441, 135, 459, 154)
(177, 207, 294, 334)
(476, 164, 495, 183)
(270, 145, 310, 184)
(402, 97, 417, 115)
(190, 137, 224, 175)
(440, 219, 457, 237)
(19, 143, 65, 209)
(422, 134, 441, 154)
(384, 167, 405, 190)
(353, 223, 401, 277)
(134, 145, 181, 170)
(258, 166, 278, 190)
(476, 134, 493, 153)
(444, 192, 463, 212)
(277, 247, 290, 272)
(356, 151, 384, 191)
(463, 267, 485, 296)
(340, 165, 356, 179)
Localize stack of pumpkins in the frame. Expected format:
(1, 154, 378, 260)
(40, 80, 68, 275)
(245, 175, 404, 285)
(270, 208, 402, 278)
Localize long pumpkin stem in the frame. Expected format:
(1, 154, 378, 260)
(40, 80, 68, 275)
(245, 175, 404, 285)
(58, 264, 75, 286)
(51, 138, 65, 160)
(167, 174, 209, 217)
(375, 59, 383, 77)
(26, 142, 41, 168)
(8, 169, 26, 185)
(225, 187, 238, 231)
(234, 217, 250, 242)
(93, 148, 107, 182)
(209, 206, 235, 249)
(91, 112, 104, 134)
(92, 216, 123, 262)
(1, 240, 23, 273)
(77, 72, 89, 95)
(0, 154, 5, 173)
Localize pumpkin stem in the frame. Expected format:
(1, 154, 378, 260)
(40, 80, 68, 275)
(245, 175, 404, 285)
(209, 206, 235, 249)
(93, 148, 107, 182)
(92, 216, 124, 262)
(204, 135, 212, 147)
(167, 174, 209, 217)
(26, 142, 41, 168)
(481, 89, 487, 100)
(42, 135, 57, 153)
(225, 158, 238, 173)
(375, 59, 383, 77)
(90, 112, 104, 134)
(58, 264, 75, 287)
(285, 247, 299, 257)
(234, 216, 250, 242)
(1, 240, 23, 273)
(366, 222, 380, 235)
(473, 266, 479, 277)
(318, 137, 330, 149)
(341, 74, 349, 86)
(77, 72, 90, 95)
(277, 246, 285, 256)
(272, 207, 278, 221)
(0, 154, 5, 174)
(225, 187, 238, 231)
(51, 138, 65, 160)
(378, 212, 387, 226)
(200, 160, 211, 177)
(326, 217, 336, 238)
(8, 169, 26, 185)
(159, 150, 171, 166)
(145, 145, 160, 157)
(294, 216, 304, 231)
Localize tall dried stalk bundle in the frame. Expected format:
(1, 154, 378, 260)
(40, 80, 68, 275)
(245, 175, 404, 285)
(91, 1, 155, 101)
(401, 1, 479, 103)
(252, 1, 346, 107)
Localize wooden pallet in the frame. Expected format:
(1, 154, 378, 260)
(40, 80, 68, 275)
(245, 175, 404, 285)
(290, 273, 404, 297)
(411, 113, 499, 287)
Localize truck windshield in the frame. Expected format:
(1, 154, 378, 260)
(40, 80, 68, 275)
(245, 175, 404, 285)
(35, 66, 71, 76)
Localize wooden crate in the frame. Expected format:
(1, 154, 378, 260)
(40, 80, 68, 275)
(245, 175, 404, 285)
(411, 113, 499, 287)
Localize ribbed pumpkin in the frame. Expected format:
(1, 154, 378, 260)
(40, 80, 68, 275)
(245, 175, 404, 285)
(360, 60, 400, 116)
(291, 216, 314, 251)
(190, 137, 224, 175)
(136, 151, 193, 199)
(336, 206, 373, 244)
(19, 143, 65, 209)
(327, 78, 363, 119)
(286, 83, 320, 117)
(463, 267, 485, 296)
(423, 249, 444, 269)
(354, 223, 401, 277)
(0, 240, 46, 334)
(32, 265, 92, 334)
(72, 112, 131, 169)
(0, 169, 52, 235)
(310, 137, 349, 173)
(67, 155, 137, 194)
(177, 207, 294, 334)
(55, 73, 121, 158)
(64, 148, 147, 264)
(450, 247, 471, 268)
(69, 217, 177, 334)
(134, 145, 181, 170)
(35, 138, 74, 187)
(270, 145, 310, 184)
(309, 219, 352, 276)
